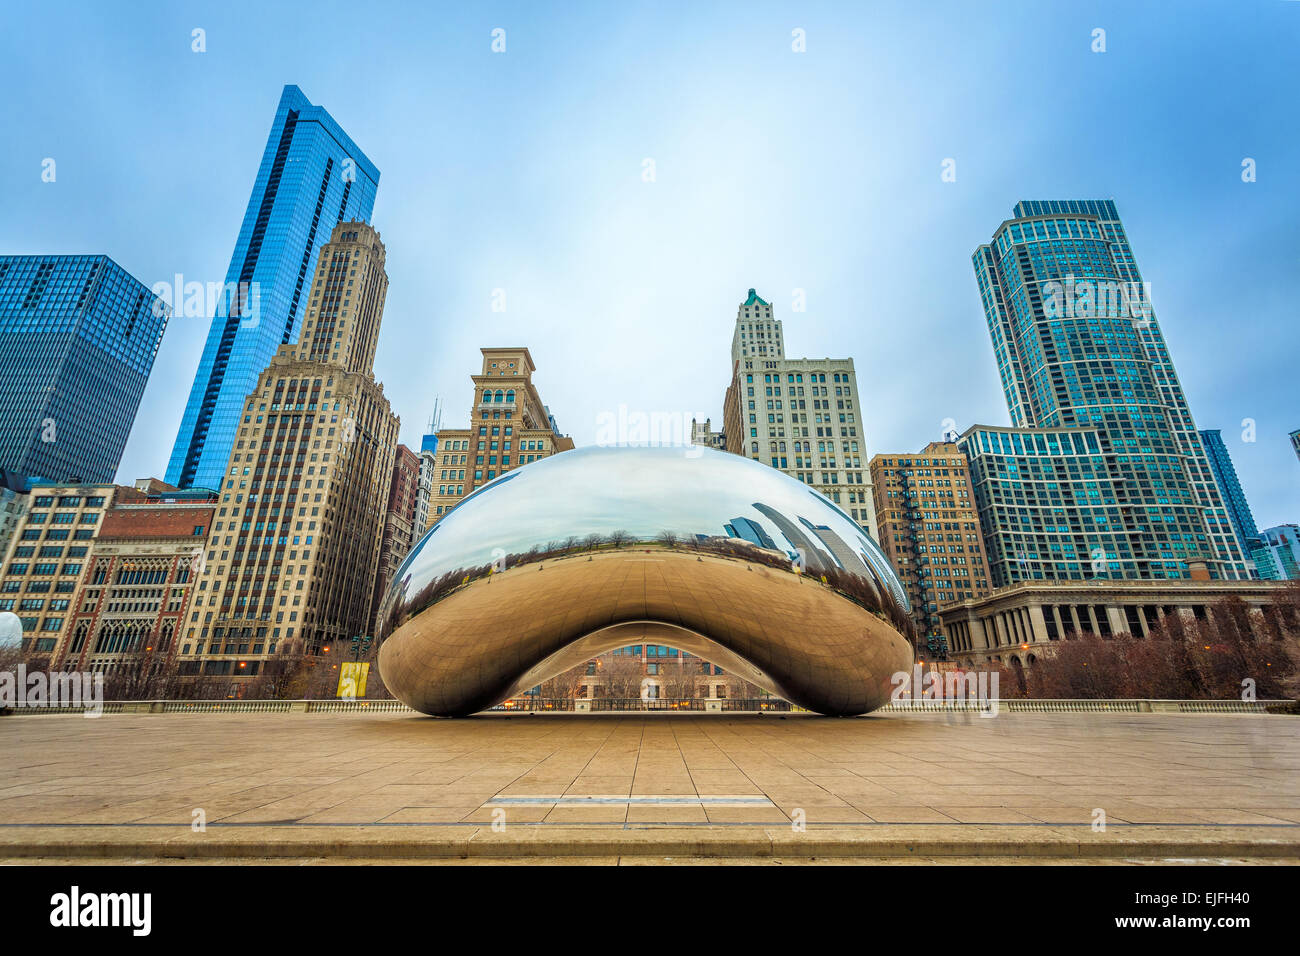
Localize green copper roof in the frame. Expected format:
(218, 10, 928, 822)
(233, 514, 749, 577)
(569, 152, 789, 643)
(743, 288, 769, 307)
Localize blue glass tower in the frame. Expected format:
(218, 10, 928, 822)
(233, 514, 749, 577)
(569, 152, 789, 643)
(167, 85, 378, 491)
(0, 255, 167, 483)
(971, 200, 1249, 581)
(1197, 428, 1260, 562)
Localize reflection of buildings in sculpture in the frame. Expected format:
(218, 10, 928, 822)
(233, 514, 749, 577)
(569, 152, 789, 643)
(377, 445, 914, 717)
(724, 516, 776, 551)
(750, 501, 829, 572)
(799, 516, 871, 577)
(691, 417, 726, 451)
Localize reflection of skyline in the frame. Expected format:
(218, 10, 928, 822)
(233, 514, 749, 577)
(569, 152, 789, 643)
(725, 516, 777, 551)
(800, 517, 872, 578)
(751, 502, 831, 573)
(396, 446, 902, 606)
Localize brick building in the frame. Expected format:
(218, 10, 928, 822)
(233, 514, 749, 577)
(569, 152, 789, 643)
(58, 486, 216, 675)
(371, 443, 420, 633)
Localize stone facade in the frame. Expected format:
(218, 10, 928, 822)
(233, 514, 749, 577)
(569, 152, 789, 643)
(60, 489, 216, 674)
(869, 442, 993, 657)
(427, 347, 574, 525)
(178, 222, 399, 677)
(940, 579, 1293, 666)
(371, 443, 420, 632)
(0, 481, 140, 654)
(722, 289, 877, 538)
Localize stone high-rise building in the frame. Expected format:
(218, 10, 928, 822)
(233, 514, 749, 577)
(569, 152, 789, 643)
(869, 442, 992, 658)
(722, 289, 877, 538)
(371, 443, 420, 632)
(178, 222, 399, 677)
(428, 348, 574, 525)
(971, 200, 1248, 580)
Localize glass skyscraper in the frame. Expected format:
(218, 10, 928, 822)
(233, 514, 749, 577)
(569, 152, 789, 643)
(166, 85, 378, 491)
(1198, 428, 1261, 566)
(0, 255, 167, 483)
(968, 200, 1248, 582)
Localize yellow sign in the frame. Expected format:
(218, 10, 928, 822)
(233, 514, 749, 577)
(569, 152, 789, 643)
(337, 662, 369, 699)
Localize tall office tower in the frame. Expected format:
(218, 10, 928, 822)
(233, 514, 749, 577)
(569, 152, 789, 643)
(167, 85, 379, 492)
(414, 428, 438, 537)
(0, 255, 168, 483)
(178, 223, 398, 677)
(1290, 429, 1300, 466)
(972, 200, 1248, 580)
(371, 443, 420, 633)
(869, 442, 993, 657)
(428, 348, 575, 525)
(1198, 429, 1262, 569)
(722, 289, 877, 538)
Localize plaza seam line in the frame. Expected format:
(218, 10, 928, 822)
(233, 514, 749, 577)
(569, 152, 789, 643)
(1, 828, 1297, 860)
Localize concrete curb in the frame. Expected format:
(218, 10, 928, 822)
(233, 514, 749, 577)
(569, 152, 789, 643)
(2, 824, 1297, 861)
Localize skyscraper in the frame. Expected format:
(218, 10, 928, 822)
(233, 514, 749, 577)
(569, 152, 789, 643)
(1255, 525, 1300, 581)
(179, 223, 399, 675)
(371, 443, 420, 634)
(722, 289, 877, 539)
(869, 442, 993, 657)
(971, 200, 1248, 580)
(1198, 428, 1261, 567)
(167, 85, 378, 492)
(427, 348, 575, 525)
(0, 255, 168, 484)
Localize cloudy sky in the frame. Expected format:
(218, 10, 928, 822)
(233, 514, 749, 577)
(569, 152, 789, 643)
(3, 0, 1297, 528)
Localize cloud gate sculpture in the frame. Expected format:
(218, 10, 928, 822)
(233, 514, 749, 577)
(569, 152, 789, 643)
(376, 445, 915, 716)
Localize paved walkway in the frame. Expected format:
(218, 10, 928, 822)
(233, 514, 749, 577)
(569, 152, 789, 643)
(1, 712, 1297, 859)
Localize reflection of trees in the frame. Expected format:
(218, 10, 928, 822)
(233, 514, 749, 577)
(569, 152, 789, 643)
(379, 532, 921, 646)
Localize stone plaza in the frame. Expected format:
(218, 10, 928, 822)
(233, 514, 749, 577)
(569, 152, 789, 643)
(1, 710, 1298, 863)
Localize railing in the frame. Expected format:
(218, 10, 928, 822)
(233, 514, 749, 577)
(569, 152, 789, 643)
(1, 698, 1292, 716)
(488, 697, 576, 712)
(589, 697, 703, 712)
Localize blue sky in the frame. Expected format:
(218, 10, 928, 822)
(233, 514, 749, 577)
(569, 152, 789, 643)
(2, 0, 1297, 528)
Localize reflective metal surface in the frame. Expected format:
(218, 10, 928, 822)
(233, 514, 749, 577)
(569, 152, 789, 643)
(377, 445, 915, 716)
